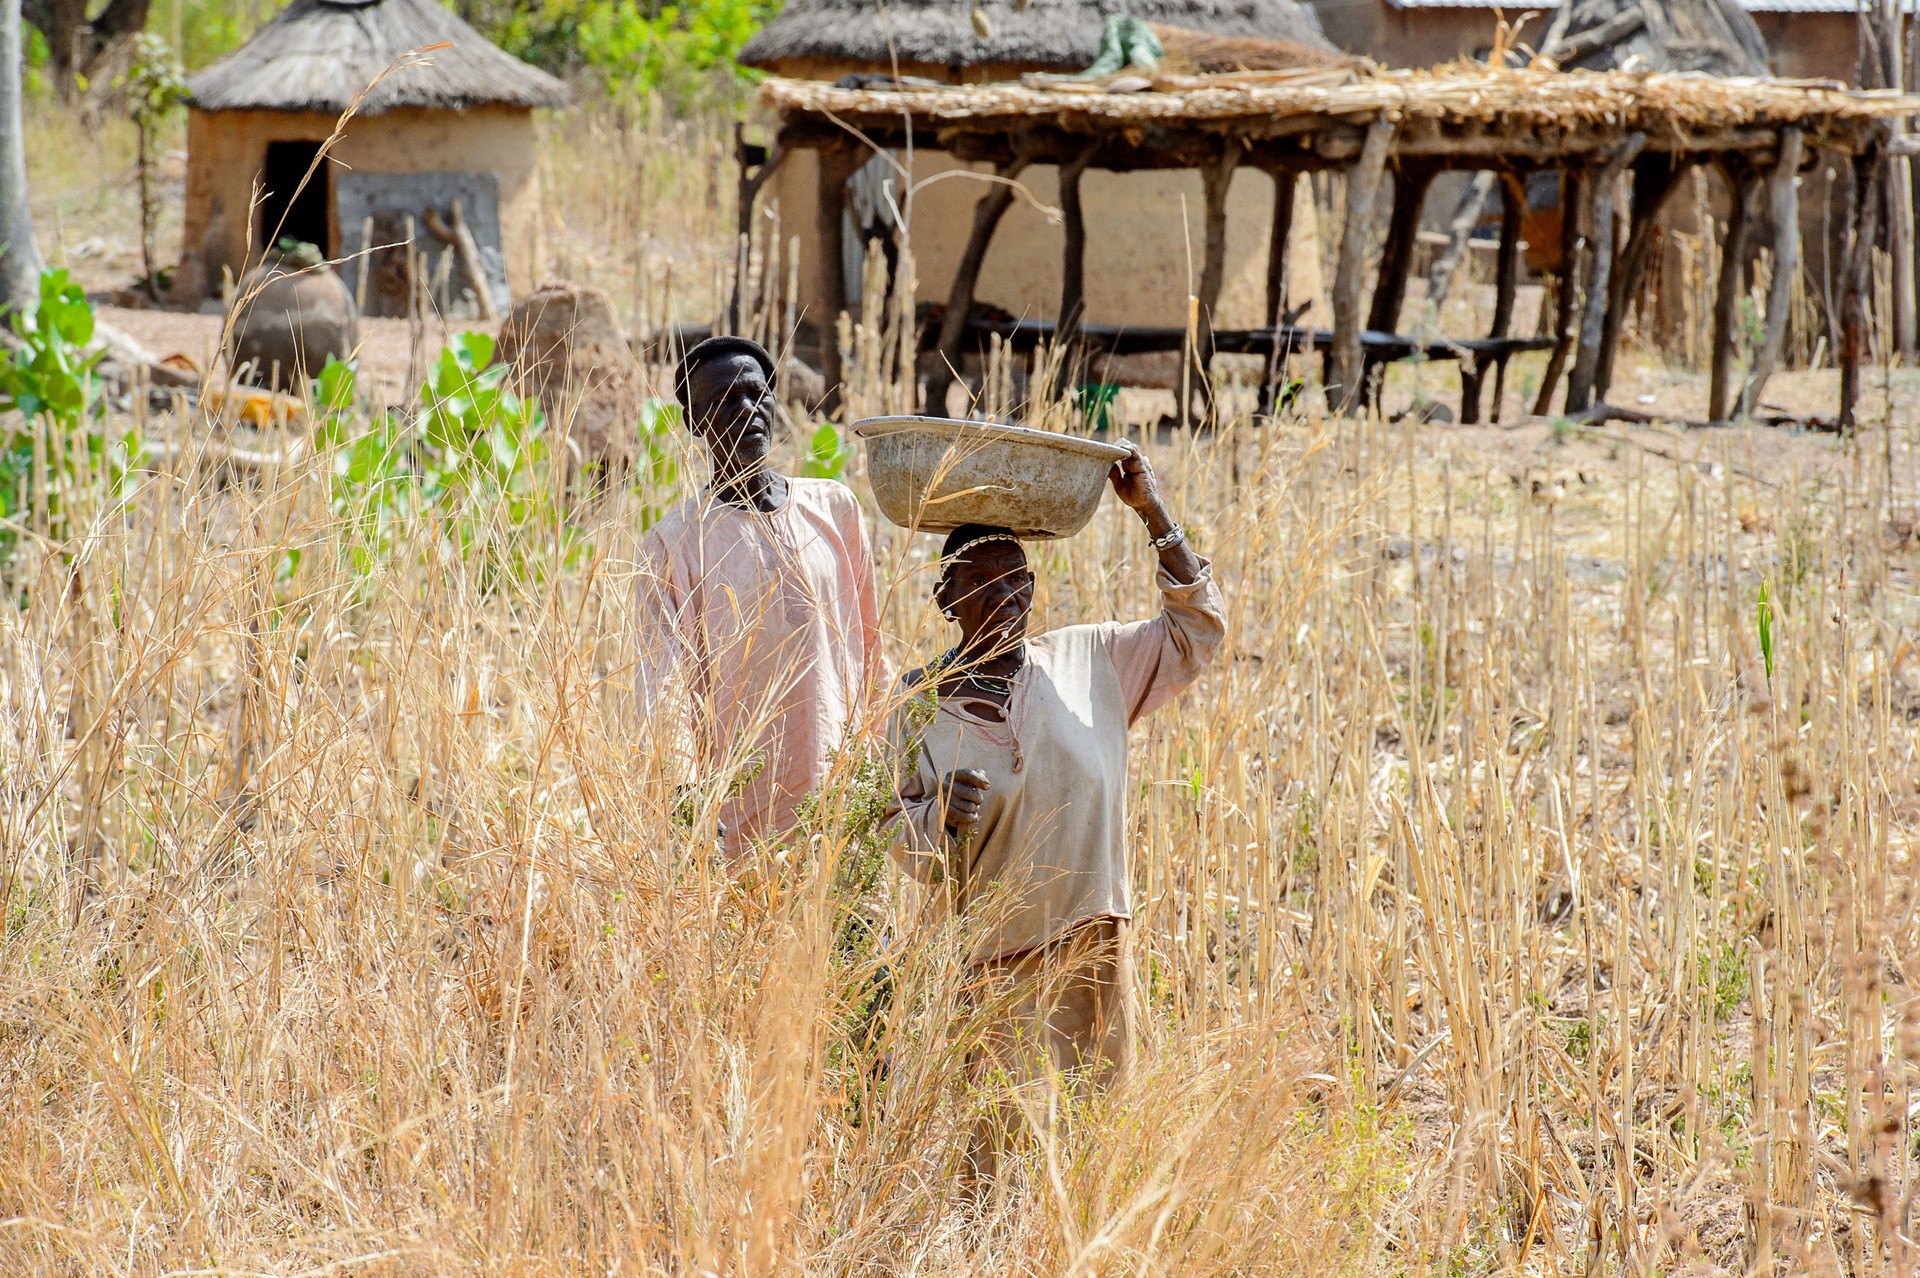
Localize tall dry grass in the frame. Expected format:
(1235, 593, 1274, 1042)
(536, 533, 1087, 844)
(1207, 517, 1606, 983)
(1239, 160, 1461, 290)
(4, 102, 1920, 1276)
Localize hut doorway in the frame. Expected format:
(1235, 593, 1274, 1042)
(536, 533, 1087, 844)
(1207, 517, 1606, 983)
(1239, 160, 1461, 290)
(258, 141, 331, 257)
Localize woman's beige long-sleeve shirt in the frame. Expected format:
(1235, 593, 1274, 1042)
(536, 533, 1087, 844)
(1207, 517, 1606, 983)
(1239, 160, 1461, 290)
(883, 563, 1226, 963)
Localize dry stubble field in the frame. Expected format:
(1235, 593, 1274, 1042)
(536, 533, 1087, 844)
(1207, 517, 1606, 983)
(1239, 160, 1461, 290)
(3, 100, 1920, 1275)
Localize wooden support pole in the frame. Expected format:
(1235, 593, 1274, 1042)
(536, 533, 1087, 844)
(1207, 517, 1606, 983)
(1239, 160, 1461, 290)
(1329, 118, 1395, 418)
(815, 143, 859, 415)
(1595, 155, 1685, 402)
(1050, 143, 1098, 406)
(1739, 127, 1805, 420)
(1533, 168, 1587, 416)
(1187, 144, 1239, 427)
(1367, 167, 1433, 336)
(1566, 131, 1646, 415)
(927, 150, 1033, 415)
(1260, 168, 1298, 417)
(1708, 163, 1757, 425)
(1361, 165, 1433, 406)
(1841, 151, 1878, 431)
(1056, 143, 1098, 344)
(1464, 172, 1525, 425)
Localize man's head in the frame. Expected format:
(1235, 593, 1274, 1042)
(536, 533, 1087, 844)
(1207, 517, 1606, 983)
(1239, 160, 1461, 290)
(935, 524, 1033, 652)
(675, 336, 779, 478)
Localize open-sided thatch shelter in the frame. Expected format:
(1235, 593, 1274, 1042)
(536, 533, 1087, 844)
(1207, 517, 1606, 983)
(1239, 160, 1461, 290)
(737, 0, 1344, 386)
(762, 63, 1918, 426)
(173, 0, 568, 315)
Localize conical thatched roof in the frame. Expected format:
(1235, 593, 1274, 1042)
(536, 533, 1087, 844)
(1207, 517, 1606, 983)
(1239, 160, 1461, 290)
(188, 0, 570, 115)
(1554, 0, 1768, 76)
(738, 0, 1337, 79)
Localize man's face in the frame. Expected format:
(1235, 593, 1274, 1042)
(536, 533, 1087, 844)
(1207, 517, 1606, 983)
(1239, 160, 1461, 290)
(687, 354, 774, 475)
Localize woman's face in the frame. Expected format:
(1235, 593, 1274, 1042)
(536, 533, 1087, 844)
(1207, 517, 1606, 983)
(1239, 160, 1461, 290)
(940, 541, 1033, 652)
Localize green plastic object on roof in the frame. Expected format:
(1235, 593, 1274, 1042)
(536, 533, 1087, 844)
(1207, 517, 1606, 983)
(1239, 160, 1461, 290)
(1078, 14, 1163, 77)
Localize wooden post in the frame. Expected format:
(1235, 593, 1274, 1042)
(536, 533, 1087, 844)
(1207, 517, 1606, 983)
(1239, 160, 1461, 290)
(1595, 155, 1685, 402)
(927, 150, 1033, 415)
(1739, 128, 1805, 420)
(1841, 150, 1878, 431)
(1330, 118, 1395, 418)
(1533, 167, 1587, 416)
(1708, 162, 1757, 425)
(1188, 144, 1239, 427)
(815, 142, 859, 415)
(1361, 166, 1433, 406)
(1567, 132, 1646, 415)
(1464, 172, 1525, 425)
(1057, 143, 1098, 343)
(1051, 143, 1099, 406)
(1260, 168, 1298, 417)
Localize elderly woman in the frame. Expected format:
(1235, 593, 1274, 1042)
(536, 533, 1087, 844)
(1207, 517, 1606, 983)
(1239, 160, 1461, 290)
(883, 446, 1225, 1166)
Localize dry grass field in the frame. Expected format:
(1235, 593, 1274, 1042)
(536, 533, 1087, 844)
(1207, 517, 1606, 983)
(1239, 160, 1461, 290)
(4, 99, 1920, 1274)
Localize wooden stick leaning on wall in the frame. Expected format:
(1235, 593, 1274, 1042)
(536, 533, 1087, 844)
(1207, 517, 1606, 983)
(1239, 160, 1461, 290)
(1707, 159, 1757, 424)
(927, 143, 1036, 416)
(1738, 127, 1804, 420)
(1533, 166, 1587, 416)
(1329, 117, 1395, 418)
(1566, 131, 1646, 415)
(1190, 143, 1240, 427)
(814, 141, 860, 415)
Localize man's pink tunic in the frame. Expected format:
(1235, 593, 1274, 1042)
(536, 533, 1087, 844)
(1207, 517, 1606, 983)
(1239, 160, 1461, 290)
(634, 478, 882, 854)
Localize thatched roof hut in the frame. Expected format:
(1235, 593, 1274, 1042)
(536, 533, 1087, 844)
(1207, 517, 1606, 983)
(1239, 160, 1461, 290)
(186, 0, 569, 115)
(173, 0, 568, 312)
(738, 0, 1338, 82)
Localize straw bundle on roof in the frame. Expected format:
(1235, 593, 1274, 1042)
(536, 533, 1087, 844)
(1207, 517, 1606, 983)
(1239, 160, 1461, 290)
(187, 0, 570, 115)
(738, 0, 1337, 80)
(764, 63, 1919, 138)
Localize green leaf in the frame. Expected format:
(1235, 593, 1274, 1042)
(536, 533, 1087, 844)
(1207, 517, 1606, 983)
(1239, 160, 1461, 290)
(1756, 579, 1774, 680)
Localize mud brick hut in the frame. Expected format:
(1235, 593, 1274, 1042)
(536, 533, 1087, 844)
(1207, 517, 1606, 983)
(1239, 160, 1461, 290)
(736, 0, 1348, 382)
(763, 63, 1916, 428)
(173, 0, 568, 317)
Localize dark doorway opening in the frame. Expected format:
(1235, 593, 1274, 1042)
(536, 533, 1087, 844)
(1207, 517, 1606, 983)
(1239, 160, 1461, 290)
(258, 141, 331, 258)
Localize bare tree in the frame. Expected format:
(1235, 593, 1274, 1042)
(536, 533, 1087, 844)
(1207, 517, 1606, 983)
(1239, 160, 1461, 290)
(23, 0, 150, 100)
(0, 0, 44, 311)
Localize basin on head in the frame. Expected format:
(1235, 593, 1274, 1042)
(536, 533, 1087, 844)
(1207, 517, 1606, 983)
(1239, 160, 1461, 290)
(853, 416, 1133, 540)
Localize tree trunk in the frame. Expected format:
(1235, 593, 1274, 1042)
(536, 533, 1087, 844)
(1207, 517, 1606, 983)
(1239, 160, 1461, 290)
(0, 0, 45, 311)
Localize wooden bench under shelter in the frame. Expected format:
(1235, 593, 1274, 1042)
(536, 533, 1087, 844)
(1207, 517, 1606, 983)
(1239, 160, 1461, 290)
(752, 63, 1920, 427)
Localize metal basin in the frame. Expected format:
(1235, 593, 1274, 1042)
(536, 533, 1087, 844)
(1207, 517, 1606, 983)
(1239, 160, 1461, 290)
(853, 416, 1133, 539)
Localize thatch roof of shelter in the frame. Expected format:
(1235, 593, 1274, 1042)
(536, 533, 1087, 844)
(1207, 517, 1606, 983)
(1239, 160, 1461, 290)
(1550, 0, 1769, 77)
(188, 0, 570, 115)
(763, 64, 1917, 166)
(738, 0, 1337, 77)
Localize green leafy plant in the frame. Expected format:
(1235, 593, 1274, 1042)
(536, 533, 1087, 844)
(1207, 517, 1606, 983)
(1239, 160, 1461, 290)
(485, 0, 779, 107)
(0, 272, 141, 583)
(635, 396, 682, 531)
(1756, 577, 1774, 680)
(800, 419, 850, 481)
(120, 35, 190, 302)
(309, 334, 587, 594)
